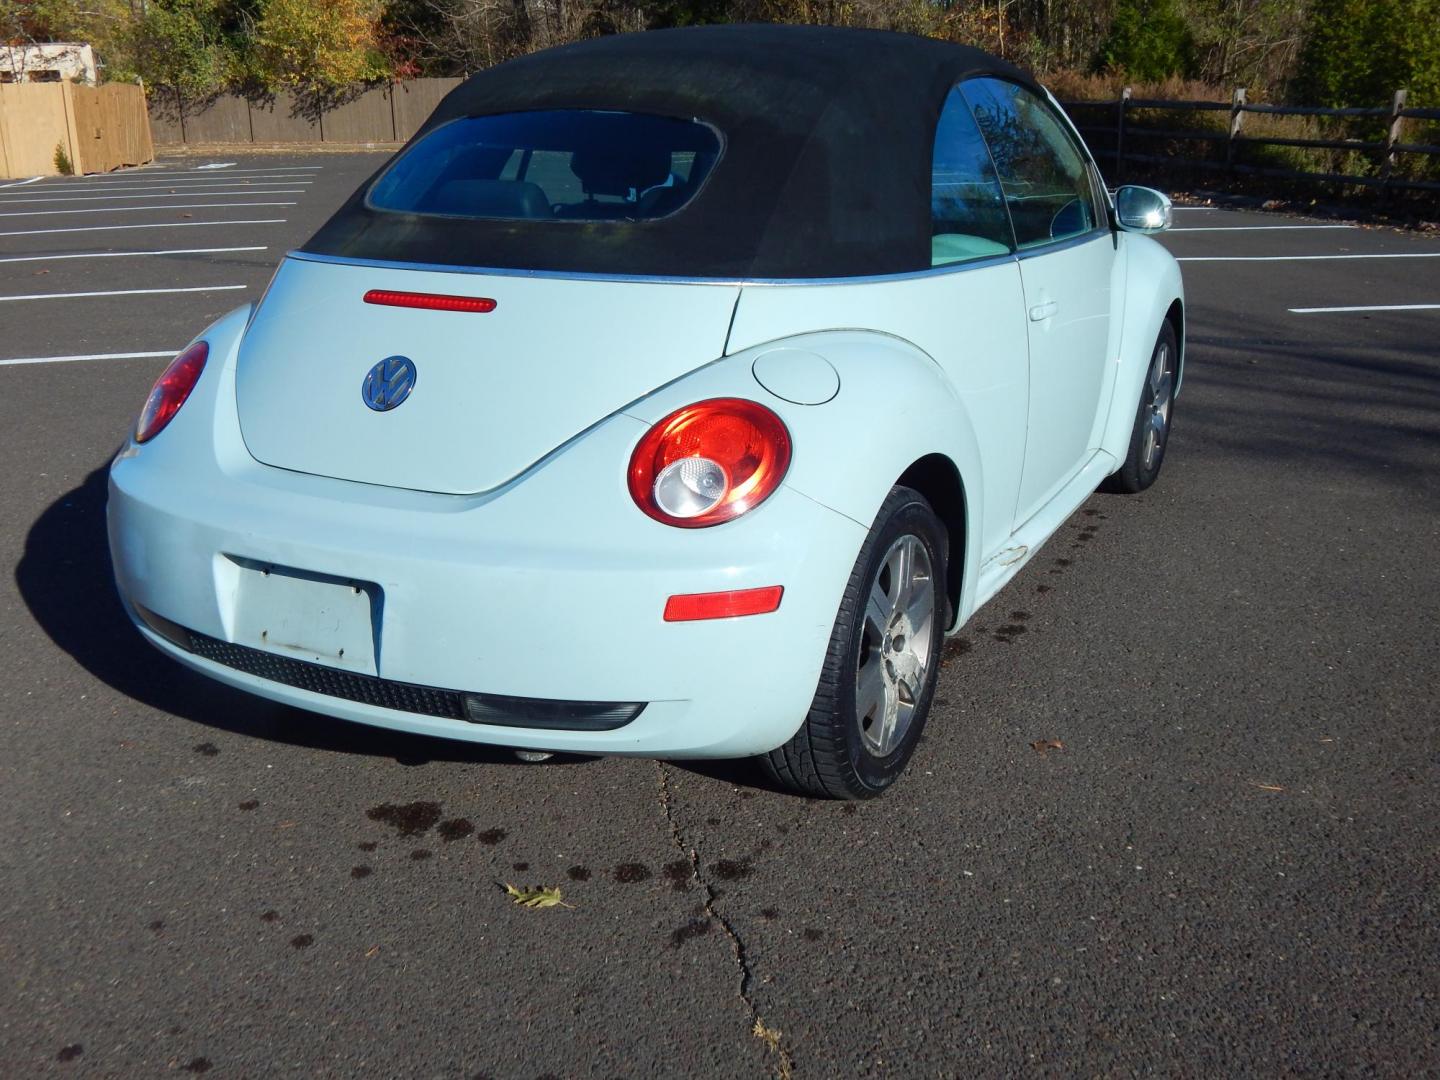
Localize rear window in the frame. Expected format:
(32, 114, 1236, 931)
(367, 110, 723, 223)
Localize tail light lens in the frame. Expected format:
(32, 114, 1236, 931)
(628, 398, 791, 527)
(135, 341, 208, 443)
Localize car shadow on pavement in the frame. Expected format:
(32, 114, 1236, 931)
(15, 464, 581, 769)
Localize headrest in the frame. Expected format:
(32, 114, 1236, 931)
(570, 145, 672, 197)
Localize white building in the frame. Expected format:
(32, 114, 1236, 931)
(0, 43, 98, 85)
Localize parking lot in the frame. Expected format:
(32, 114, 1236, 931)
(2, 151, 1437, 1075)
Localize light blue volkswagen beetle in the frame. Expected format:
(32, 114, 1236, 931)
(107, 25, 1183, 798)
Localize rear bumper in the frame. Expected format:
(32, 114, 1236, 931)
(106, 308, 866, 757)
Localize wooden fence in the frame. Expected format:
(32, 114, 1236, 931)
(148, 79, 462, 147)
(1062, 90, 1440, 194)
(0, 81, 154, 177)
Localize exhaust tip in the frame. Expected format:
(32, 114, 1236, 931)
(513, 750, 554, 763)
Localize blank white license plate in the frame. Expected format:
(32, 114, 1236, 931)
(231, 561, 379, 675)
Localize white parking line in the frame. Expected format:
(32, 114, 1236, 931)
(0, 285, 246, 303)
(1180, 253, 1440, 262)
(0, 218, 285, 237)
(1288, 303, 1440, 314)
(3, 177, 316, 192)
(0, 246, 267, 264)
(0, 189, 306, 204)
(0, 349, 179, 367)
(75, 166, 323, 178)
(1170, 224, 1358, 232)
(0, 176, 43, 189)
(0, 201, 297, 218)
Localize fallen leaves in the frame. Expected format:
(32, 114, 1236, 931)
(1030, 738, 1065, 756)
(502, 883, 571, 909)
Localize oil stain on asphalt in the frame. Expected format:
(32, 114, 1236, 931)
(670, 917, 713, 947)
(710, 858, 753, 881)
(436, 818, 474, 841)
(366, 802, 441, 836)
(662, 860, 693, 891)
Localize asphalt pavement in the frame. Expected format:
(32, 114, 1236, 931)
(1, 151, 1437, 1076)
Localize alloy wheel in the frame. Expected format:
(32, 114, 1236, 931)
(1141, 340, 1174, 471)
(855, 534, 936, 757)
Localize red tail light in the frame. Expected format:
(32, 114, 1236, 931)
(628, 398, 792, 528)
(363, 289, 496, 313)
(135, 341, 208, 443)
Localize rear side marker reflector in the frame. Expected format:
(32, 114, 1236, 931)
(664, 586, 784, 622)
(363, 289, 497, 313)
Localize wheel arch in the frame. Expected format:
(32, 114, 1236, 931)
(623, 328, 988, 631)
(1100, 236, 1185, 463)
(1166, 296, 1186, 397)
(896, 454, 966, 629)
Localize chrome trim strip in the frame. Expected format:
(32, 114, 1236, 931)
(285, 248, 1020, 287)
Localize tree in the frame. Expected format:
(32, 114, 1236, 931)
(255, 0, 387, 93)
(1094, 0, 1199, 79)
(1187, 0, 1307, 87)
(1295, 0, 1440, 106)
(115, 0, 232, 95)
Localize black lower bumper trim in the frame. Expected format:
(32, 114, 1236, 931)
(146, 613, 643, 732)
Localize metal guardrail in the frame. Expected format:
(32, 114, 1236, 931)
(1061, 88, 1440, 194)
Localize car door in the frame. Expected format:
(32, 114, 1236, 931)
(927, 85, 1029, 559)
(961, 77, 1115, 526)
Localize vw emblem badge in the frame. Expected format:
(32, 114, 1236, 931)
(362, 355, 417, 412)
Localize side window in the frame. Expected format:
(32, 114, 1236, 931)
(930, 87, 1014, 266)
(960, 78, 1101, 249)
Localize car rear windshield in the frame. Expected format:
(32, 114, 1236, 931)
(367, 110, 723, 223)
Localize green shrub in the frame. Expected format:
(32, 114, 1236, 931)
(1094, 0, 1199, 81)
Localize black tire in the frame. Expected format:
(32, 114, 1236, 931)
(759, 486, 947, 800)
(1100, 319, 1179, 494)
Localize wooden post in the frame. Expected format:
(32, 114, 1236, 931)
(1226, 87, 1246, 172)
(0, 85, 12, 179)
(1380, 88, 1407, 186)
(58, 78, 83, 174)
(1115, 87, 1131, 181)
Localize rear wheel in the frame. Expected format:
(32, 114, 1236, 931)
(760, 486, 947, 799)
(1101, 320, 1177, 494)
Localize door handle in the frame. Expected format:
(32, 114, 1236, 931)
(1028, 300, 1058, 322)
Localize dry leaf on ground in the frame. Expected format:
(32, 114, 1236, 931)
(503, 883, 572, 909)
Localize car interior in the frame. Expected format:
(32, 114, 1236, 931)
(370, 110, 720, 223)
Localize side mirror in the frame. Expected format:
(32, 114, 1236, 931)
(1114, 186, 1173, 234)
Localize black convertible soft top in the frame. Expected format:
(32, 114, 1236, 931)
(301, 24, 1039, 279)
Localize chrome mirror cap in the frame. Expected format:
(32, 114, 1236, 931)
(1114, 186, 1173, 234)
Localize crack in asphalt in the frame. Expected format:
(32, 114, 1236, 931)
(656, 763, 794, 1080)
